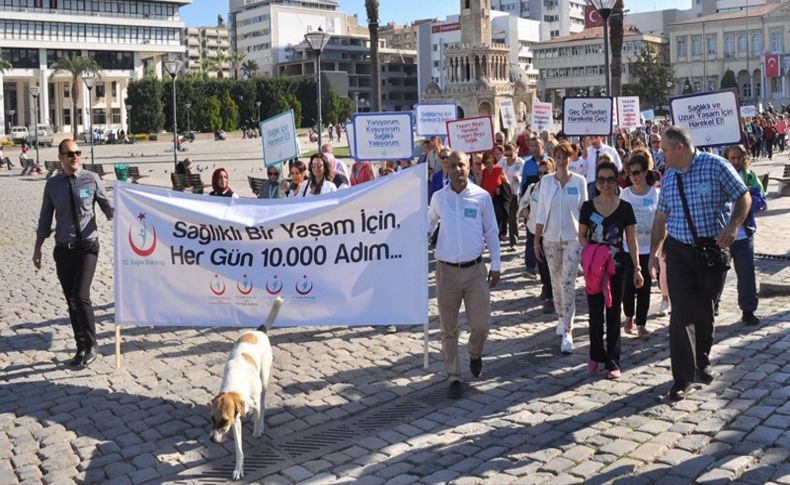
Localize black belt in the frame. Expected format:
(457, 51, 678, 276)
(439, 256, 483, 268)
(56, 239, 96, 250)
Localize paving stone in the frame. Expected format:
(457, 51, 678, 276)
(745, 426, 783, 446)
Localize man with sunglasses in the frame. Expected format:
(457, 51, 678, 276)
(649, 134, 666, 173)
(33, 139, 114, 369)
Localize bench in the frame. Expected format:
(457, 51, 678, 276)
(248, 176, 266, 197)
(171, 172, 188, 192)
(84, 163, 107, 180)
(127, 166, 148, 184)
(187, 173, 208, 194)
(44, 160, 60, 178)
(768, 164, 790, 197)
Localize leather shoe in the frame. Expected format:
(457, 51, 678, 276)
(695, 367, 716, 385)
(669, 381, 691, 401)
(80, 350, 97, 368)
(742, 312, 760, 326)
(69, 349, 85, 367)
(470, 357, 482, 377)
(448, 380, 463, 399)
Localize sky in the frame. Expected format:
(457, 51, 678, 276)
(181, 0, 693, 28)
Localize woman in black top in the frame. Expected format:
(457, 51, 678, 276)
(578, 161, 642, 379)
(209, 168, 238, 198)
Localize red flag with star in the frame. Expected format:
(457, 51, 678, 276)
(765, 54, 780, 78)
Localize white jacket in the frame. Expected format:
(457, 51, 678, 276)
(535, 172, 588, 243)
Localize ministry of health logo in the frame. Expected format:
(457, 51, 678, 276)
(210, 274, 226, 296)
(295, 274, 314, 296)
(265, 275, 283, 296)
(128, 211, 157, 257)
(236, 274, 254, 296)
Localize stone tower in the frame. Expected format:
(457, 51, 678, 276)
(460, 0, 492, 47)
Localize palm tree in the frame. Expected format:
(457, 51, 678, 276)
(365, 0, 381, 111)
(241, 59, 259, 79)
(200, 57, 217, 80)
(229, 51, 245, 80)
(49, 54, 100, 140)
(0, 58, 11, 74)
(608, 0, 625, 98)
(215, 51, 228, 78)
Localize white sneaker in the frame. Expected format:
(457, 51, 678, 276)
(556, 319, 565, 336)
(561, 332, 574, 354)
(659, 300, 670, 316)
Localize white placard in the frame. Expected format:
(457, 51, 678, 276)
(618, 96, 640, 129)
(641, 109, 655, 121)
(344, 121, 356, 158)
(260, 109, 300, 167)
(446, 116, 495, 154)
(740, 105, 757, 118)
(562, 97, 613, 136)
(670, 90, 741, 148)
(352, 112, 415, 161)
(415, 104, 457, 136)
(531, 101, 554, 133)
(114, 169, 429, 327)
(498, 98, 516, 129)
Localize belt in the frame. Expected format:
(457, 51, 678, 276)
(439, 256, 483, 268)
(56, 239, 96, 250)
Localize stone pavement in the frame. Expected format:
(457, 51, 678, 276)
(1, 143, 790, 485)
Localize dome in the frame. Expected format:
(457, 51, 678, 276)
(424, 81, 442, 96)
(476, 77, 493, 91)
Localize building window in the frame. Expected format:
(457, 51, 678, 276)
(691, 36, 702, 56)
(751, 34, 762, 56)
(111, 108, 121, 124)
(63, 108, 70, 125)
(0, 48, 38, 69)
(95, 83, 105, 98)
(676, 37, 687, 58)
(111, 81, 117, 98)
(63, 84, 70, 98)
(92, 108, 106, 125)
(724, 35, 734, 57)
(769, 30, 783, 53)
(737, 34, 747, 53)
(706, 35, 716, 55)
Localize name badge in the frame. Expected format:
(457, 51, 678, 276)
(590, 213, 604, 225)
(643, 198, 654, 207)
(567, 186, 579, 196)
(698, 183, 711, 195)
(79, 188, 91, 199)
(464, 208, 477, 219)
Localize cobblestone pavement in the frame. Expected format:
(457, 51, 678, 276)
(1, 145, 789, 484)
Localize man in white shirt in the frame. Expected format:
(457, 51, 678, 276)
(584, 136, 622, 183)
(498, 143, 524, 250)
(428, 150, 501, 399)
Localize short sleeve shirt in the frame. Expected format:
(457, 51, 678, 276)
(580, 200, 637, 267)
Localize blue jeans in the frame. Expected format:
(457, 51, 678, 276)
(716, 237, 758, 312)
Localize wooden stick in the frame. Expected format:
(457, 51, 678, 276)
(423, 321, 429, 369)
(115, 324, 121, 369)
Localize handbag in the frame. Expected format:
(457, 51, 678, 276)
(677, 174, 731, 272)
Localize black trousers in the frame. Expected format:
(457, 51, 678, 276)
(664, 237, 726, 383)
(54, 239, 100, 351)
(588, 267, 624, 371)
(623, 254, 652, 328)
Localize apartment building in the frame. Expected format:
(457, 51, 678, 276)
(184, 21, 231, 78)
(490, 0, 585, 40)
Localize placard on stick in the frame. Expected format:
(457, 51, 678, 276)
(415, 103, 457, 136)
(670, 89, 741, 148)
(352, 112, 414, 161)
(531, 101, 554, 133)
(446, 116, 495, 154)
(260, 109, 300, 167)
(562, 97, 613, 136)
(344, 121, 356, 159)
(498, 98, 516, 130)
(617, 96, 640, 129)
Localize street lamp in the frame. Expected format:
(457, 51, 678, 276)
(163, 58, 183, 171)
(8, 109, 14, 131)
(256, 100, 262, 126)
(590, 0, 616, 99)
(304, 26, 331, 151)
(82, 75, 96, 170)
(185, 102, 192, 140)
(29, 85, 40, 167)
(126, 104, 132, 142)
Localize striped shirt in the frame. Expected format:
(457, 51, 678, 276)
(657, 150, 747, 245)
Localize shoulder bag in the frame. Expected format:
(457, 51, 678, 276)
(677, 174, 731, 272)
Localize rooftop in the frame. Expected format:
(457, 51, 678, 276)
(669, 3, 781, 26)
(533, 26, 661, 46)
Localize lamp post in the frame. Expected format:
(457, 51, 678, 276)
(590, 0, 616, 143)
(82, 75, 96, 170)
(126, 104, 132, 142)
(29, 85, 40, 167)
(304, 27, 331, 152)
(163, 59, 183, 171)
(256, 100, 262, 126)
(185, 102, 191, 140)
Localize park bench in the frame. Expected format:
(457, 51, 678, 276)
(759, 173, 769, 194)
(248, 176, 266, 197)
(768, 164, 790, 197)
(188, 173, 208, 194)
(171, 172, 188, 192)
(44, 160, 60, 178)
(84, 163, 107, 180)
(127, 166, 148, 184)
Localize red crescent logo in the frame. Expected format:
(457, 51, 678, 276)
(237, 275, 254, 295)
(266, 277, 283, 296)
(128, 226, 157, 257)
(295, 276, 313, 296)
(210, 275, 226, 296)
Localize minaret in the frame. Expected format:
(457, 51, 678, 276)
(460, 0, 491, 46)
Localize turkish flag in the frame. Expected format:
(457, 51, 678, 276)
(765, 54, 781, 78)
(584, 5, 604, 29)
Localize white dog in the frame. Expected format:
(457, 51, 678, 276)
(210, 298, 281, 480)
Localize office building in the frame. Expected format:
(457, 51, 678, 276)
(184, 20, 231, 78)
(490, 0, 585, 40)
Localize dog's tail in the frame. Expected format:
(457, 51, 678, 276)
(257, 297, 283, 333)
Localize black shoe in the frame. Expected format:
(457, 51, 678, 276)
(742, 312, 760, 326)
(713, 303, 719, 317)
(470, 357, 482, 377)
(448, 380, 463, 399)
(80, 350, 97, 368)
(69, 349, 85, 367)
(695, 367, 716, 385)
(669, 381, 691, 401)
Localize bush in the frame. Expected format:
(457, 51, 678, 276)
(272, 93, 302, 128)
(219, 92, 240, 131)
(126, 78, 165, 133)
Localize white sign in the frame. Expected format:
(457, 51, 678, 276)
(114, 170, 429, 327)
(618, 96, 640, 129)
(641, 109, 655, 121)
(740, 105, 757, 118)
(259, 109, 300, 167)
(446, 116, 495, 154)
(498, 98, 516, 129)
(345, 121, 356, 159)
(415, 104, 457, 136)
(562, 97, 613, 136)
(352, 112, 415, 161)
(670, 90, 741, 148)
(531, 101, 554, 133)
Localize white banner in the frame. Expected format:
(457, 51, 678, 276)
(618, 96, 640, 130)
(740, 105, 756, 118)
(498, 98, 516, 129)
(260, 109, 300, 167)
(670, 90, 741, 148)
(352, 112, 414, 161)
(114, 169, 429, 327)
(345, 121, 356, 159)
(531, 101, 554, 134)
(446, 116, 495, 154)
(562, 97, 613, 136)
(415, 103, 457, 136)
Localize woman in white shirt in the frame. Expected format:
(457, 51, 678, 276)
(620, 149, 659, 339)
(285, 160, 308, 198)
(300, 154, 338, 197)
(534, 141, 588, 354)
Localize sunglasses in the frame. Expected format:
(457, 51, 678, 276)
(268, 172, 278, 177)
(61, 150, 82, 158)
(310, 163, 324, 169)
(439, 155, 449, 160)
(596, 176, 617, 185)
(629, 170, 643, 177)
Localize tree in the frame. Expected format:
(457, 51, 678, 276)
(200, 57, 217, 80)
(365, 0, 381, 111)
(623, 45, 675, 109)
(229, 51, 245, 80)
(0, 58, 11, 74)
(721, 70, 738, 90)
(126, 78, 165, 133)
(682, 78, 693, 94)
(273, 93, 303, 127)
(215, 51, 228, 78)
(49, 55, 101, 139)
(323, 89, 354, 125)
(241, 59, 259, 79)
(608, 0, 625, 97)
(219, 91, 240, 131)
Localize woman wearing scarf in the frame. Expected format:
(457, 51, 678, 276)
(350, 159, 375, 186)
(257, 164, 284, 199)
(324, 155, 349, 189)
(209, 168, 239, 198)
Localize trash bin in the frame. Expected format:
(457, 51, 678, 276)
(114, 164, 130, 182)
